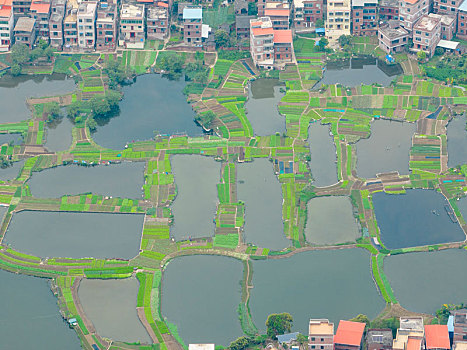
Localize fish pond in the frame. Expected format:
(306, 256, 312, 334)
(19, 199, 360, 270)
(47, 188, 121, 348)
(92, 74, 202, 150)
(4, 211, 144, 259)
(245, 78, 286, 136)
(78, 278, 152, 343)
(0, 269, 81, 350)
(27, 162, 145, 199)
(307, 122, 338, 187)
(305, 196, 360, 245)
(457, 196, 467, 222)
(356, 120, 416, 178)
(237, 158, 290, 250)
(161, 255, 243, 346)
(249, 249, 385, 333)
(45, 116, 74, 152)
(0, 160, 24, 181)
(0, 133, 23, 145)
(446, 114, 467, 168)
(0, 74, 76, 123)
(384, 249, 467, 313)
(372, 190, 465, 249)
(170, 155, 220, 241)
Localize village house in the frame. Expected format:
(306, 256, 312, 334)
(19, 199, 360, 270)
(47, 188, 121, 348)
(351, 0, 378, 36)
(308, 319, 334, 350)
(96, 2, 118, 51)
(326, 0, 351, 43)
(428, 13, 456, 39)
(379, 0, 399, 20)
(454, 343, 467, 350)
(458, 1, 467, 39)
(236, 14, 255, 40)
(425, 325, 450, 350)
(334, 320, 366, 350)
(393, 317, 425, 350)
(63, 0, 78, 51)
(250, 17, 274, 68)
(272, 28, 293, 64)
(378, 20, 409, 54)
(293, 0, 324, 29)
(453, 310, 467, 343)
(433, 0, 463, 16)
(12, 0, 30, 17)
(183, 6, 202, 45)
(119, 3, 145, 49)
(257, 0, 282, 17)
(411, 14, 441, 57)
(366, 329, 393, 350)
(147, 6, 168, 39)
(77, 1, 97, 50)
(14, 16, 36, 47)
(30, 0, 51, 42)
(0, 0, 14, 51)
(399, 0, 430, 32)
(49, 0, 66, 49)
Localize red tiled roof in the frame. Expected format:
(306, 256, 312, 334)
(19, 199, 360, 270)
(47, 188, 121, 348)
(273, 29, 292, 43)
(334, 321, 366, 347)
(265, 8, 290, 16)
(0, 0, 12, 6)
(403, 0, 419, 4)
(252, 26, 274, 36)
(0, 7, 11, 17)
(30, 2, 50, 13)
(407, 338, 422, 350)
(157, 2, 169, 8)
(425, 325, 450, 350)
(137, 0, 154, 3)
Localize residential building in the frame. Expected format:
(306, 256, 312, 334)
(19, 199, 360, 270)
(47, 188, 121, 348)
(458, 1, 467, 39)
(393, 317, 425, 350)
(453, 310, 467, 343)
(12, 0, 30, 17)
(30, 0, 51, 42)
(77, 1, 97, 50)
(429, 13, 455, 39)
(334, 321, 366, 350)
(119, 3, 145, 49)
(273, 28, 293, 64)
(250, 16, 274, 68)
(258, 0, 282, 16)
(14, 16, 35, 47)
(49, 0, 66, 49)
(236, 14, 255, 40)
(277, 332, 300, 346)
(265, 1, 290, 29)
(293, 0, 324, 29)
(425, 325, 450, 350)
(379, 0, 399, 20)
(326, 0, 351, 43)
(411, 14, 441, 57)
(0, 0, 14, 51)
(366, 329, 393, 350)
(183, 6, 202, 45)
(147, 6, 168, 39)
(96, 2, 117, 51)
(351, 0, 378, 36)
(453, 343, 467, 350)
(399, 0, 430, 32)
(63, 0, 79, 50)
(308, 319, 334, 350)
(433, 0, 463, 16)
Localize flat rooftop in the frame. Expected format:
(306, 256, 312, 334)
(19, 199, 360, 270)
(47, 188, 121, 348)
(367, 329, 393, 347)
(14, 17, 35, 32)
(309, 319, 334, 335)
(400, 317, 424, 331)
(352, 0, 378, 7)
(413, 14, 441, 31)
(183, 7, 202, 19)
(379, 25, 409, 39)
(121, 4, 144, 18)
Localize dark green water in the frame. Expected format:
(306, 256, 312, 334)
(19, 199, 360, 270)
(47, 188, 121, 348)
(161, 255, 244, 346)
(308, 122, 338, 187)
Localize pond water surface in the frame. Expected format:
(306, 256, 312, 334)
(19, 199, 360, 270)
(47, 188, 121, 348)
(0, 160, 24, 181)
(161, 255, 243, 346)
(170, 155, 220, 240)
(308, 122, 338, 187)
(457, 196, 467, 222)
(447, 114, 467, 168)
(237, 159, 290, 250)
(356, 120, 416, 178)
(5, 211, 144, 259)
(305, 196, 359, 245)
(249, 249, 385, 333)
(45, 117, 74, 152)
(245, 79, 285, 136)
(0, 133, 23, 145)
(0, 74, 76, 123)
(27, 162, 145, 199)
(0, 269, 81, 350)
(78, 278, 151, 343)
(92, 74, 202, 150)
(372, 190, 465, 249)
(385, 249, 467, 313)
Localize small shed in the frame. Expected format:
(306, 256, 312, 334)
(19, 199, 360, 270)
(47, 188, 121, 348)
(277, 332, 300, 345)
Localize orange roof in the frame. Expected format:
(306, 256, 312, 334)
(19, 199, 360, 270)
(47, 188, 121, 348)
(157, 2, 169, 7)
(265, 8, 290, 16)
(252, 26, 274, 36)
(407, 338, 422, 350)
(0, 0, 12, 6)
(334, 321, 366, 347)
(137, 0, 154, 3)
(273, 29, 292, 43)
(0, 7, 11, 17)
(403, 0, 420, 4)
(425, 325, 450, 350)
(30, 2, 50, 13)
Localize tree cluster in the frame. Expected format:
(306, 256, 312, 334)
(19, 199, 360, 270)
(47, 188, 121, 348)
(10, 40, 54, 76)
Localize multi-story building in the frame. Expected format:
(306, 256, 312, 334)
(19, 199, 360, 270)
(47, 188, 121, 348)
(236, 14, 255, 40)
(453, 343, 467, 350)
(96, 2, 117, 51)
(380, 0, 399, 20)
(293, 0, 324, 29)
(12, 0, 30, 18)
(425, 325, 450, 350)
(393, 317, 425, 350)
(458, 1, 467, 39)
(14, 16, 35, 47)
(399, 0, 430, 32)
(147, 6, 168, 39)
(334, 321, 366, 350)
(77, 1, 97, 50)
(453, 310, 467, 343)
(366, 329, 393, 350)
(308, 319, 334, 350)
(433, 0, 463, 16)
(429, 13, 455, 39)
(351, 0, 378, 36)
(183, 6, 202, 45)
(411, 14, 441, 57)
(258, 0, 282, 16)
(273, 28, 293, 63)
(264, 2, 290, 29)
(378, 20, 409, 53)
(0, 0, 14, 51)
(326, 0, 351, 43)
(64, 0, 79, 50)
(30, 0, 51, 42)
(119, 3, 145, 48)
(49, 0, 66, 49)
(250, 17, 274, 68)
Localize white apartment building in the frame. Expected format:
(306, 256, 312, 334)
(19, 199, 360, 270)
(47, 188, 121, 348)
(250, 17, 274, 69)
(119, 3, 145, 49)
(326, 0, 351, 43)
(0, 0, 14, 51)
(77, 1, 97, 49)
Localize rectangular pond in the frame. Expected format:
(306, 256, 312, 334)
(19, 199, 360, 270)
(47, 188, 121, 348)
(78, 277, 152, 343)
(170, 155, 220, 241)
(4, 211, 144, 259)
(447, 114, 467, 168)
(45, 116, 74, 153)
(161, 255, 244, 346)
(384, 249, 467, 314)
(0, 269, 81, 350)
(249, 249, 385, 333)
(372, 190, 465, 249)
(237, 159, 291, 251)
(26, 162, 145, 199)
(245, 78, 286, 136)
(305, 196, 360, 245)
(356, 120, 416, 179)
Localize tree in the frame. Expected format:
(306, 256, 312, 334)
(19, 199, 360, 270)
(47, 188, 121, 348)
(349, 314, 370, 328)
(159, 54, 184, 80)
(370, 317, 400, 338)
(229, 336, 252, 350)
(46, 102, 61, 122)
(215, 30, 230, 48)
(87, 116, 98, 131)
(10, 64, 21, 76)
(90, 96, 110, 118)
(417, 50, 427, 62)
(67, 101, 82, 121)
(318, 37, 328, 52)
(266, 313, 293, 339)
(338, 35, 352, 51)
(10, 43, 30, 65)
(104, 60, 132, 89)
(315, 18, 325, 28)
(195, 110, 216, 129)
(296, 333, 308, 347)
(248, 2, 258, 15)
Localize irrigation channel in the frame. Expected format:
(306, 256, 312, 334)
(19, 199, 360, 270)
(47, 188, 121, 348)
(91, 74, 203, 150)
(0, 73, 76, 123)
(245, 78, 286, 136)
(0, 269, 82, 350)
(372, 189, 466, 249)
(26, 162, 146, 199)
(384, 249, 467, 314)
(446, 113, 467, 168)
